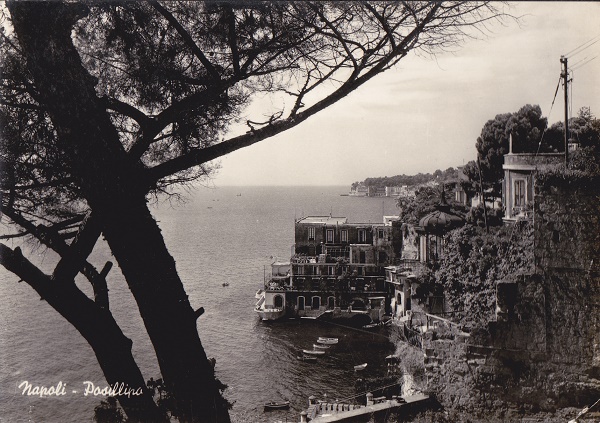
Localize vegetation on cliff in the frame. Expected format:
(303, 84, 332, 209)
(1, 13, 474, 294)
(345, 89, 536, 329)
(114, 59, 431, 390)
(414, 223, 534, 330)
(353, 167, 459, 190)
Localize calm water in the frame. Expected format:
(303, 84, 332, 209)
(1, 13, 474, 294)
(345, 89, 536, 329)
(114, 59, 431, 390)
(0, 186, 399, 422)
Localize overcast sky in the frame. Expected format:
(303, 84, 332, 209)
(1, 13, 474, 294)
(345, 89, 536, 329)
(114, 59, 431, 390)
(214, 2, 600, 187)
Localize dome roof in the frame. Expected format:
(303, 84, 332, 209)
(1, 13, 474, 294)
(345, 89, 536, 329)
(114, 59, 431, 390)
(418, 189, 464, 234)
(419, 209, 464, 234)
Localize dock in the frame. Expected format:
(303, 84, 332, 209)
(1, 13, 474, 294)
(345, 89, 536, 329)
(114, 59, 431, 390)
(302, 393, 430, 422)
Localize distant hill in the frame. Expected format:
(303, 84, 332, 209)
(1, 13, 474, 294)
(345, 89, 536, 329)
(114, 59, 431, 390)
(352, 167, 459, 189)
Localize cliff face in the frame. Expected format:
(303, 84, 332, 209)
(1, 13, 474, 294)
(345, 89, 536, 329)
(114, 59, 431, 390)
(422, 181, 600, 415)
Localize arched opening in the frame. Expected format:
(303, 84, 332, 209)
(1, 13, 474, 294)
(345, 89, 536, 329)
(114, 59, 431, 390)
(350, 299, 366, 311)
(274, 295, 284, 308)
(311, 296, 321, 310)
(327, 296, 335, 309)
(297, 296, 305, 311)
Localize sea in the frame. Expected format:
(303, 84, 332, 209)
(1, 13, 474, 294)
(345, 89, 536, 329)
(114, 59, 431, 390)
(0, 186, 400, 423)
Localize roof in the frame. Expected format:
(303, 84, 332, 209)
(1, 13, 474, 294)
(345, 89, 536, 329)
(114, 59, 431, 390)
(418, 190, 464, 234)
(419, 210, 464, 234)
(297, 216, 348, 225)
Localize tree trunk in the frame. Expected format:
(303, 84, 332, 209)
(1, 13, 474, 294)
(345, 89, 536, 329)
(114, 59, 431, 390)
(9, 3, 230, 422)
(100, 195, 231, 423)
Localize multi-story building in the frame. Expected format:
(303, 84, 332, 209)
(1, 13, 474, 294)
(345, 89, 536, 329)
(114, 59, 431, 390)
(255, 215, 402, 326)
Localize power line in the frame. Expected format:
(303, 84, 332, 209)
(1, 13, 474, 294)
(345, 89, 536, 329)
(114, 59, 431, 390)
(535, 75, 562, 156)
(571, 55, 598, 71)
(565, 34, 600, 58)
(570, 55, 593, 68)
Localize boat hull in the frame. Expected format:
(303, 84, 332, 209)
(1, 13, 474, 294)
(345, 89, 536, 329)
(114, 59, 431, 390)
(303, 349, 325, 355)
(264, 401, 290, 411)
(317, 337, 338, 345)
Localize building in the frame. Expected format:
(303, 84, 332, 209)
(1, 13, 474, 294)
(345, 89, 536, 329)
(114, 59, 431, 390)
(415, 193, 465, 263)
(502, 137, 564, 222)
(255, 215, 403, 325)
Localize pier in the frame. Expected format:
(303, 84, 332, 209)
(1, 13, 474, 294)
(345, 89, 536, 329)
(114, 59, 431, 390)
(301, 393, 430, 422)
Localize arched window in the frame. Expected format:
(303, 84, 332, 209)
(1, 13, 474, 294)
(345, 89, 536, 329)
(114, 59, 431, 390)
(327, 296, 335, 309)
(312, 296, 321, 310)
(274, 295, 284, 308)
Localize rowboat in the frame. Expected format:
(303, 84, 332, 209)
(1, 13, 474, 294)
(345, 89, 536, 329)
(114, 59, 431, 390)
(303, 349, 325, 355)
(264, 401, 290, 411)
(317, 337, 338, 345)
(313, 343, 330, 349)
(297, 355, 317, 362)
(354, 363, 368, 371)
(362, 323, 379, 329)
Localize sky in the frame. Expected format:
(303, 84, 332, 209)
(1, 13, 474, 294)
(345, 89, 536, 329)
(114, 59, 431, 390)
(213, 2, 600, 187)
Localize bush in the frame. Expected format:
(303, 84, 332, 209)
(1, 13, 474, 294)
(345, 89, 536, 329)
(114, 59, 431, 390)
(418, 223, 534, 330)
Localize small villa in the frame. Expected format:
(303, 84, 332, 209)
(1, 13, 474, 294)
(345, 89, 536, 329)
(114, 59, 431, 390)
(502, 137, 564, 222)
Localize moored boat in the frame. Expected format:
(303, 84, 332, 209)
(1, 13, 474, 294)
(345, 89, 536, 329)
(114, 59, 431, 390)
(313, 343, 330, 349)
(317, 337, 338, 345)
(264, 400, 290, 411)
(303, 349, 325, 355)
(354, 363, 368, 371)
(297, 355, 317, 362)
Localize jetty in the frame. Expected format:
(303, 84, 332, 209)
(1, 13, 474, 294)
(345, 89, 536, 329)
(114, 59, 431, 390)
(300, 392, 430, 422)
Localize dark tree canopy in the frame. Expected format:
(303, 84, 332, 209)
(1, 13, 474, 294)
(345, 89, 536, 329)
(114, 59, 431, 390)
(0, 2, 510, 422)
(464, 104, 550, 196)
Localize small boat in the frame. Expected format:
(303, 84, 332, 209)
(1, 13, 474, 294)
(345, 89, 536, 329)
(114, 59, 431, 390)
(264, 401, 290, 411)
(362, 323, 380, 329)
(317, 337, 338, 345)
(303, 349, 325, 355)
(354, 363, 368, 371)
(222, 282, 230, 287)
(297, 355, 317, 362)
(313, 343, 330, 349)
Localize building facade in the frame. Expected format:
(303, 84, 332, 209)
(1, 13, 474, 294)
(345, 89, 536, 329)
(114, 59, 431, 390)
(502, 151, 564, 222)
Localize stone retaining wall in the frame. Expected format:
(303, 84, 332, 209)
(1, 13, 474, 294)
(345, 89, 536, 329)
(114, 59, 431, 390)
(422, 181, 600, 414)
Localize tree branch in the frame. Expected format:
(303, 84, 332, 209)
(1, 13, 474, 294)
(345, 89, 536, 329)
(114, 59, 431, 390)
(146, 4, 439, 183)
(150, 1, 221, 82)
(2, 207, 110, 308)
(0, 243, 165, 422)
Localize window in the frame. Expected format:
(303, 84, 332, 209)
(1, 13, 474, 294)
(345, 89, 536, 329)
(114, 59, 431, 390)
(358, 229, 366, 243)
(308, 226, 315, 241)
(341, 230, 348, 243)
(297, 296, 305, 311)
(326, 229, 334, 243)
(514, 180, 526, 207)
(327, 296, 335, 309)
(311, 296, 321, 310)
(378, 229, 384, 239)
(274, 295, 284, 308)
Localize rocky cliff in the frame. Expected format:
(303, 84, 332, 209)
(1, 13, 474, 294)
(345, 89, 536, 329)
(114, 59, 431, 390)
(420, 179, 600, 419)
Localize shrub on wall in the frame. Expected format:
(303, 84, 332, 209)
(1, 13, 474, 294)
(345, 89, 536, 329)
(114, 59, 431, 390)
(426, 223, 534, 330)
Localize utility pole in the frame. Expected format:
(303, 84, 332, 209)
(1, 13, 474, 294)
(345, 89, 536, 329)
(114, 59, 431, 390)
(560, 55, 569, 163)
(476, 154, 489, 233)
